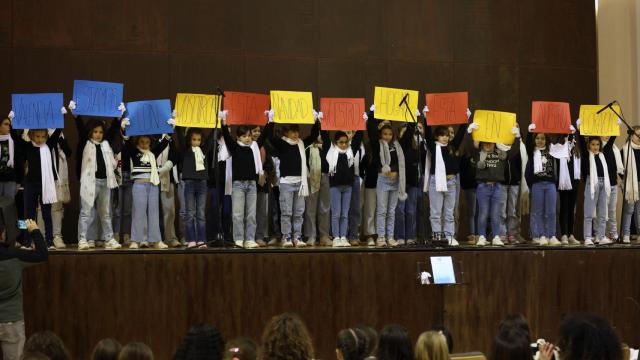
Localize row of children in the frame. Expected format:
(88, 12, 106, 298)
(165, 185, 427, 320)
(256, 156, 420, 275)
(4, 102, 640, 250)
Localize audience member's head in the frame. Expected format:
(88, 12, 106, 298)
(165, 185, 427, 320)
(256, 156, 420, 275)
(354, 324, 378, 357)
(431, 326, 453, 353)
(557, 314, 622, 360)
(118, 342, 153, 360)
(497, 314, 531, 339)
(23, 331, 70, 360)
(224, 337, 257, 360)
(415, 331, 449, 360)
(336, 328, 368, 360)
(376, 325, 413, 360)
(91, 338, 122, 360)
(491, 327, 531, 360)
(174, 324, 225, 360)
(21, 352, 50, 360)
(261, 313, 314, 360)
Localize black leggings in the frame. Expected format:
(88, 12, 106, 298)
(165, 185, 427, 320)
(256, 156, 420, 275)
(559, 185, 578, 236)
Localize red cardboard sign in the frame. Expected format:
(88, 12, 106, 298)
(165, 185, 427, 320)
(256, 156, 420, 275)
(224, 91, 270, 126)
(320, 98, 365, 130)
(425, 92, 469, 125)
(531, 101, 571, 134)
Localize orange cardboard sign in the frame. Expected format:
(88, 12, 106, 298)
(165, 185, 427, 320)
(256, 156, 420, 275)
(531, 101, 571, 134)
(224, 91, 270, 126)
(320, 98, 365, 130)
(425, 92, 468, 125)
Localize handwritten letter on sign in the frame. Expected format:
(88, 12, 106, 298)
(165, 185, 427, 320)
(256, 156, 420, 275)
(471, 110, 517, 145)
(320, 98, 365, 130)
(225, 92, 270, 126)
(531, 101, 571, 134)
(425, 92, 468, 125)
(579, 104, 621, 137)
(270, 91, 314, 124)
(72, 80, 124, 117)
(11, 93, 64, 129)
(373, 86, 419, 122)
(175, 93, 221, 128)
(125, 99, 174, 136)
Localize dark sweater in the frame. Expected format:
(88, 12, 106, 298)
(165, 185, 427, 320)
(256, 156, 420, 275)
(17, 129, 62, 184)
(474, 140, 520, 183)
(222, 125, 268, 182)
(425, 122, 468, 176)
(74, 116, 120, 181)
(266, 121, 320, 178)
(327, 130, 363, 187)
(602, 137, 620, 186)
(576, 132, 612, 180)
(366, 115, 400, 174)
(460, 155, 477, 190)
(128, 137, 169, 178)
(525, 132, 557, 184)
(176, 128, 216, 181)
(0, 129, 22, 182)
(399, 124, 427, 188)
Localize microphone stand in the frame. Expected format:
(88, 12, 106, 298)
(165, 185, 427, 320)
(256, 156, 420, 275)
(208, 88, 226, 248)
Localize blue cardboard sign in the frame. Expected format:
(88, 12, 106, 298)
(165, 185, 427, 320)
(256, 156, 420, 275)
(125, 99, 174, 136)
(11, 93, 64, 129)
(72, 80, 124, 117)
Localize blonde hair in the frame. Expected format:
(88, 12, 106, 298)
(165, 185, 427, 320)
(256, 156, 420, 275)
(414, 331, 449, 360)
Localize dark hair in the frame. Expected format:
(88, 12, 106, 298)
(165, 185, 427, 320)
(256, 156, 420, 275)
(588, 137, 603, 151)
(354, 324, 378, 357)
(491, 327, 531, 360)
(334, 131, 348, 144)
(376, 325, 413, 360)
(281, 124, 300, 134)
(118, 342, 153, 360)
(378, 125, 394, 140)
(433, 126, 449, 138)
(431, 325, 454, 353)
(497, 314, 531, 339)
(23, 331, 70, 360)
(237, 126, 252, 137)
(174, 324, 225, 360)
(135, 135, 152, 145)
(337, 328, 368, 360)
(261, 313, 314, 360)
(21, 352, 51, 360)
(224, 337, 257, 360)
(91, 338, 122, 360)
(87, 119, 106, 136)
(558, 314, 622, 360)
(187, 128, 204, 141)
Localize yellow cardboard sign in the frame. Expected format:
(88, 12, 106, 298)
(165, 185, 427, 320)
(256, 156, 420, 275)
(175, 93, 221, 128)
(579, 105, 621, 136)
(270, 91, 315, 124)
(471, 110, 517, 145)
(373, 86, 419, 122)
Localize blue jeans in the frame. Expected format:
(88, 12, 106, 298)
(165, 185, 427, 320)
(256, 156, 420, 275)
(530, 181, 557, 238)
(131, 182, 161, 243)
(606, 185, 618, 238)
(330, 185, 352, 238)
(184, 179, 207, 243)
(232, 180, 257, 241)
(376, 175, 399, 238)
(207, 187, 232, 242)
(583, 178, 606, 240)
(279, 182, 306, 237)
(622, 182, 640, 236)
(78, 179, 113, 242)
(476, 183, 505, 238)
(395, 186, 419, 241)
(428, 176, 457, 238)
(347, 177, 362, 240)
(177, 180, 187, 240)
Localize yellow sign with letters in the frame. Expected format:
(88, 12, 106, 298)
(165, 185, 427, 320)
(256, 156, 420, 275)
(270, 91, 315, 124)
(578, 105, 621, 136)
(373, 86, 419, 122)
(471, 110, 517, 145)
(175, 93, 221, 128)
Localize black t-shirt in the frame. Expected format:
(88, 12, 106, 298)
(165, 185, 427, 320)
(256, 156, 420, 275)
(0, 140, 15, 182)
(95, 144, 106, 179)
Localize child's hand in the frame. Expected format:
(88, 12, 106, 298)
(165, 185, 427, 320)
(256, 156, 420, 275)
(167, 118, 176, 127)
(370, 104, 376, 112)
(528, 123, 536, 132)
(118, 102, 126, 115)
(121, 118, 130, 129)
(25, 219, 38, 233)
(511, 126, 521, 138)
(8, 110, 14, 120)
(467, 122, 479, 133)
(422, 105, 429, 118)
(218, 110, 228, 125)
(618, 116, 623, 125)
(265, 109, 274, 123)
(60, 106, 67, 115)
(576, 119, 581, 129)
(569, 125, 576, 134)
(363, 111, 369, 122)
(68, 100, 76, 111)
(415, 109, 420, 118)
(172, 109, 177, 118)
(466, 108, 472, 119)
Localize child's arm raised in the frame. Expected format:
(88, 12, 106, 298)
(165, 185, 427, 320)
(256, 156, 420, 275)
(151, 136, 170, 157)
(75, 115, 88, 143)
(221, 125, 239, 154)
(451, 123, 469, 150)
(257, 123, 269, 148)
(351, 130, 364, 153)
(105, 117, 121, 144)
(46, 128, 62, 147)
(400, 124, 415, 150)
(320, 129, 331, 153)
(366, 111, 380, 155)
(303, 121, 321, 148)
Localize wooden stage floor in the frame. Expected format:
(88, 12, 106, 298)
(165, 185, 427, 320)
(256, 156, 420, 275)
(22, 244, 640, 359)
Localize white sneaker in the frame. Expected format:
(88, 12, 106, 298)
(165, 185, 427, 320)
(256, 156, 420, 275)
(538, 236, 549, 246)
(568, 235, 580, 245)
(584, 238, 594, 246)
(332, 238, 342, 247)
(387, 238, 398, 247)
(476, 236, 487, 247)
(376, 237, 387, 247)
(140, 241, 149, 248)
(531, 237, 540, 245)
(396, 239, 406, 246)
(491, 236, 504, 246)
(244, 240, 259, 249)
(168, 239, 182, 248)
(549, 236, 561, 246)
(341, 237, 351, 247)
(449, 238, 460, 247)
(268, 236, 280, 246)
(129, 242, 139, 249)
(88, 240, 96, 248)
(235, 240, 245, 248)
(599, 237, 613, 245)
(560, 235, 569, 245)
(78, 240, 90, 251)
(282, 240, 294, 248)
(105, 239, 122, 250)
(53, 236, 66, 249)
(623, 235, 631, 244)
(594, 237, 601, 245)
(367, 238, 375, 247)
(306, 237, 316, 247)
(153, 241, 168, 249)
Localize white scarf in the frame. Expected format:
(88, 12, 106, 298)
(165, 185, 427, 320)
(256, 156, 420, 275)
(307, 144, 322, 194)
(533, 148, 545, 174)
(156, 146, 176, 192)
(434, 143, 448, 192)
(80, 139, 118, 202)
(192, 146, 205, 171)
(379, 140, 407, 200)
(326, 144, 354, 176)
(280, 136, 309, 197)
(423, 147, 432, 193)
(32, 141, 57, 204)
(519, 141, 530, 215)
(139, 148, 160, 186)
(622, 141, 640, 203)
(354, 144, 365, 177)
(0, 134, 14, 167)
(218, 138, 232, 195)
(550, 142, 572, 191)
(612, 143, 624, 175)
(573, 156, 581, 180)
(588, 151, 610, 199)
(55, 136, 70, 203)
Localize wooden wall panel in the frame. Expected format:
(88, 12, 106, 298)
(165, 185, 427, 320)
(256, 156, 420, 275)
(22, 248, 640, 360)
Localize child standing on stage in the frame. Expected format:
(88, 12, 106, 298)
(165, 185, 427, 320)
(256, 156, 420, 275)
(252, 125, 270, 247)
(157, 136, 181, 247)
(346, 129, 366, 246)
(221, 112, 268, 249)
(325, 126, 363, 247)
(422, 107, 469, 246)
(556, 135, 581, 245)
(602, 135, 624, 243)
(501, 129, 528, 244)
(621, 126, 640, 243)
(304, 127, 331, 247)
(366, 106, 407, 247)
(122, 120, 171, 249)
(176, 125, 216, 248)
(264, 110, 320, 248)
(576, 120, 611, 246)
(394, 121, 423, 246)
(361, 139, 378, 247)
(525, 124, 561, 245)
(468, 123, 521, 246)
